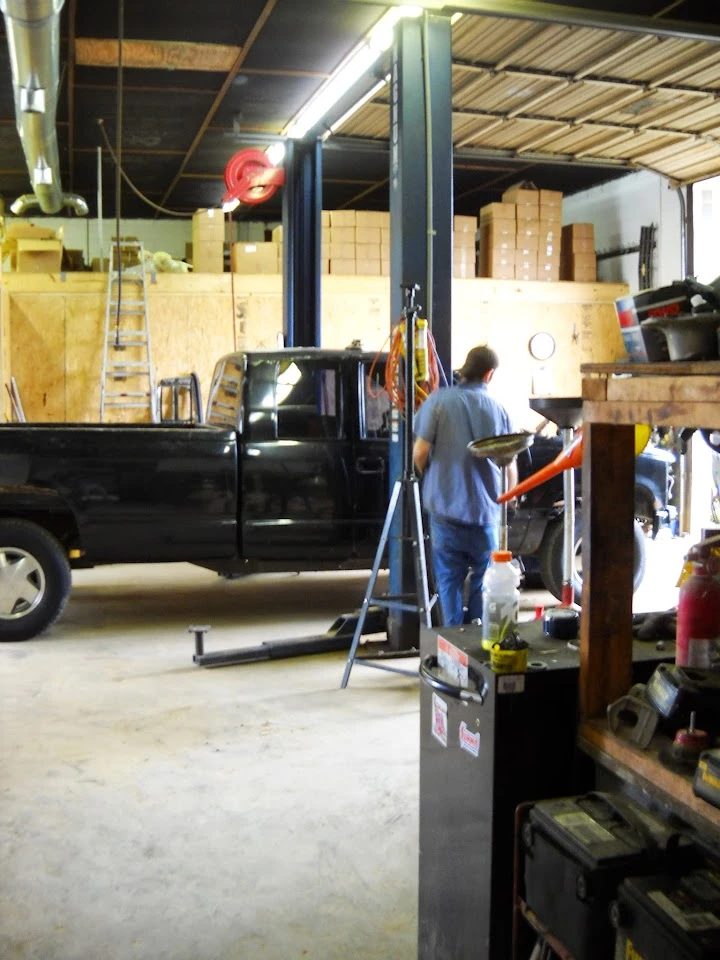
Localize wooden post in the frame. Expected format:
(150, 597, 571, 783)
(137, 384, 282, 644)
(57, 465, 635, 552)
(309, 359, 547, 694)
(580, 421, 636, 719)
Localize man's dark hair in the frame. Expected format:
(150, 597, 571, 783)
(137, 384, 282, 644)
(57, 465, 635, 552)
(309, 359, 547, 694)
(458, 345, 499, 382)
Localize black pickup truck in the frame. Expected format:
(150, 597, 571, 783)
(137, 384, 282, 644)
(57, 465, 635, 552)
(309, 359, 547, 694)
(0, 348, 673, 640)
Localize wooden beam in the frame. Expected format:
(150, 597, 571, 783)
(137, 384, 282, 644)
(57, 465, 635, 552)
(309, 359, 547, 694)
(157, 0, 279, 212)
(75, 38, 243, 73)
(580, 421, 636, 719)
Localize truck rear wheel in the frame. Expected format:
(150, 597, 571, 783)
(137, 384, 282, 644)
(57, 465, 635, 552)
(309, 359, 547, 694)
(0, 520, 71, 641)
(539, 515, 646, 603)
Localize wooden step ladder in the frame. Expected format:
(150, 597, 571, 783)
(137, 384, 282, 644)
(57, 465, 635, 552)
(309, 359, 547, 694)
(100, 240, 157, 422)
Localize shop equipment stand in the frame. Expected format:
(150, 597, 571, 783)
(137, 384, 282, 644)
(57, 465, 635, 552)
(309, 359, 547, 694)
(341, 284, 438, 688)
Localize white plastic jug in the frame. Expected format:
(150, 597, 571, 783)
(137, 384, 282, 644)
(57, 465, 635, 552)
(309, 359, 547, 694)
(481, 550, 520, 651)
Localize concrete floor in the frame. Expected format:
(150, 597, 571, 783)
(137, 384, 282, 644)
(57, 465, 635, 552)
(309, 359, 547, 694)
(0, 535, 686, 960)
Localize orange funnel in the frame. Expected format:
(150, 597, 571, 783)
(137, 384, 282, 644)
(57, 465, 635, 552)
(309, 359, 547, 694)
(498, 432, 584, 503)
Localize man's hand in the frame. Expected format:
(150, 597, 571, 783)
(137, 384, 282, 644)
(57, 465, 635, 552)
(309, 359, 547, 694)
(413, 437, 432, 476)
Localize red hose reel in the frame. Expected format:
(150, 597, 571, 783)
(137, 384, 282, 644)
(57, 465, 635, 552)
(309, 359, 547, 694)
(222, 148, 285, 206)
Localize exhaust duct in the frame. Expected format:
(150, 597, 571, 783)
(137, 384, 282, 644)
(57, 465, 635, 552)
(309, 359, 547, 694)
(1, 0, 88, 216)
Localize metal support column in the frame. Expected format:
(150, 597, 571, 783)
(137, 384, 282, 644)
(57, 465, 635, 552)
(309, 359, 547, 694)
(282, 137, 322, 347)
(388, 14, 453, 649)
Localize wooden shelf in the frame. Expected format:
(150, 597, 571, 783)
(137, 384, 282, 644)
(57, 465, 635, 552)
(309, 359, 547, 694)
(582, 360, 720, 376)
(579, 719, 720, 834)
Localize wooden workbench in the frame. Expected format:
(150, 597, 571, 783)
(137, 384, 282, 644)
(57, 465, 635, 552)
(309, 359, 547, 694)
(578, 360, 720, 834)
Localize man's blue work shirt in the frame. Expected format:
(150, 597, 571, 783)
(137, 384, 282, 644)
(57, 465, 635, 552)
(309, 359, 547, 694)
(414, 382, 512, 526)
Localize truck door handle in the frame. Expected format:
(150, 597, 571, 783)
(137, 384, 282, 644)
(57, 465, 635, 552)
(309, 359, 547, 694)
(356, 456, 385, 475)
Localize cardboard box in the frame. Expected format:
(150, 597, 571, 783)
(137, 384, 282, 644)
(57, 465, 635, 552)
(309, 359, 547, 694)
(517, 236, 539, 254)
(453, 247, 476, 268)
(516, 263, 537, 281)
(356, 259, 381, 276)
(540, 220, 562, 242)
(321, 259, 330, 275)
(562, 222, 594, 241)
(379, 212, 390, 228)
(516, 204, 540, 222)
(454, 215, 477, 234)
(479, 202, 516, 221)
(478, 252, 515, 279)
(502, 184, 540, 208)
(356, 227, 382, 245)
(231, 241, 279, 274)
(453, 262, 476, 279)
(564, 235, 595, 254)
(355, 211, 384, 228)
(192, 241, 224, 273)
(329, 242, 356, 260)
(380, 228, 390, 244)
(537, 260, 561, 281)
(381, 260, 390, 276)
(380, 242, 391, 261)
(480, 220, 515, 243)
(329, 209, 356, 227)
(539, 189, 563, 207)
(329, 226, 356, 244)
(321, 210, 331, 227)
(16, 237, 63, 273)
(539, 205, 563, 223)
(516, 251, 537, 270)
(193, 208, 225, 245)
(329, 258, 357, 275)
(91, 257, 110, 272)
(561, 252, 597, 282)
(517, 220, 540, 240)
(357, 242, 380, 260)
(271, 225, 283, 242)
(185, 242, 193, 262)
(539, 242, 560, 259)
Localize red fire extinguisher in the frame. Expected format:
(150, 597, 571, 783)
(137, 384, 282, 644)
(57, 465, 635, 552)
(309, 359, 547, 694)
(676, 543, 720, 668)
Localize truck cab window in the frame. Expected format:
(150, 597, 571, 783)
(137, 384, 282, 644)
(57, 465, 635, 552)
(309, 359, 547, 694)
(276, 362, 341, 440)
(363, 362, 391, 439)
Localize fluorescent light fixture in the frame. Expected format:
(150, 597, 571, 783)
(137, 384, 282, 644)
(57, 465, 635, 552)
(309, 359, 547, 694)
(222, 196, 240, 213)
(265, 142, 286, 167)
(322, 75, 390, 140)
(285, 5, 423, 140)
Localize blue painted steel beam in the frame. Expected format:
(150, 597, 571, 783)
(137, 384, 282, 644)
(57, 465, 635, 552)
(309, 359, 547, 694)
(282, 138, 322, 347)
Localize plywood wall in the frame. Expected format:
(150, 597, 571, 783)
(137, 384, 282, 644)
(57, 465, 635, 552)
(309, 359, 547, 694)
(3, 272, 627, 425)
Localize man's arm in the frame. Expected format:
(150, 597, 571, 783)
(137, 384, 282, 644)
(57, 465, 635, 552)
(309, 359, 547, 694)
(413, 437, 432, 476)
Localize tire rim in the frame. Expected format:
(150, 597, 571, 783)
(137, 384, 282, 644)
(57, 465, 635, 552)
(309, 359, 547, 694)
(0, 547, 46, 619)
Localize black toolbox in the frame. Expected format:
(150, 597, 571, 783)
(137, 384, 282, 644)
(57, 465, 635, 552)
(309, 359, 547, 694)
(613, 868, 720, 959)
(521, 792, 694, 960)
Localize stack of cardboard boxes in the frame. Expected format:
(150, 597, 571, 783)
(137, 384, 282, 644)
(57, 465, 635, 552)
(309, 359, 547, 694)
(192, 208, 225, 273)
(561, 223, 596, 281)
(453, 216, 477, 278)
(324, 210, 390, 276)
(478, 184, 563, 281)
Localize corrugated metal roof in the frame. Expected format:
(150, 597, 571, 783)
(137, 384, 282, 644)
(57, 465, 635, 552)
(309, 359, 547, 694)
(335, 11, 720, 186)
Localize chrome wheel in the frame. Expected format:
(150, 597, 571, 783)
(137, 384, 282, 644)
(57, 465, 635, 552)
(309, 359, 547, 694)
(0, 547, 46, 619)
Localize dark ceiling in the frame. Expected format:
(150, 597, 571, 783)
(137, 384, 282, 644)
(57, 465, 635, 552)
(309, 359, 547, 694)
(0, 0, 719, 222)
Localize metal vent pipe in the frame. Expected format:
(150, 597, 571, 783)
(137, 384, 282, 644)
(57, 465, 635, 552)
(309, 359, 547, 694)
(1, 0, 87, 215)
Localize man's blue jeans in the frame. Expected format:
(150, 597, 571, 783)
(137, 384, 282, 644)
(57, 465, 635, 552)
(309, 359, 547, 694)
(429, 517, 498, 626)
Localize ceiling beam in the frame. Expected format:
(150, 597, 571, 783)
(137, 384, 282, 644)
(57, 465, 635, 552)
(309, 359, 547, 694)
(364, 1, 720, 43)
(76, 38, 243, 73)
(157, 0, 279, 212)
(74, 39, 329, 80)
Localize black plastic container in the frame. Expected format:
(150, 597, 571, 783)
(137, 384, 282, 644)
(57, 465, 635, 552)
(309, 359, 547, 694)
(614, 869, 720, 959)
(521, 792, 693, 960)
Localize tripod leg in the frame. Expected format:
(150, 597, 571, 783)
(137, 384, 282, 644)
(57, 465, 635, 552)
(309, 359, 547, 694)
(340, 480, 402, 689)
(410, 479, 433, 628)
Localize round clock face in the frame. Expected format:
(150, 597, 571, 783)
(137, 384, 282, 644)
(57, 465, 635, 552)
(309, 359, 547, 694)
(528, 332, 556, 361)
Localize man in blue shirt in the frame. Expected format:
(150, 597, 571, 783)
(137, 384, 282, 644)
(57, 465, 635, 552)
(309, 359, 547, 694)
(413, 345, 516, 626)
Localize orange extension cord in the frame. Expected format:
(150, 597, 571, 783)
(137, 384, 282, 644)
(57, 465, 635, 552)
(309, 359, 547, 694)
(367, 317, 441, 415)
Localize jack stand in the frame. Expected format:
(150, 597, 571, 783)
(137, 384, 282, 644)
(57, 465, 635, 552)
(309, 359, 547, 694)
(341, 283, 438, 689)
